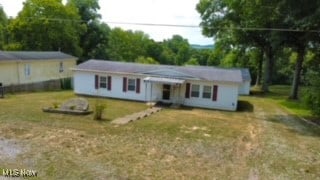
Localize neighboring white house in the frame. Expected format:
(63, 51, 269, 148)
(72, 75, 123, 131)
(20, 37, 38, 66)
(73, 60, 251, 111)
(238, 69, 251, 95)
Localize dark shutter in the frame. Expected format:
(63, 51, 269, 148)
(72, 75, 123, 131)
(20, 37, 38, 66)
(136, 78, 140, 93)
(95, 75, 99, 89)
(185, 83, 190, 98)
(107, 76, 112, 91)
(212, 85, 218, 101)
(123, 77, 127, 92)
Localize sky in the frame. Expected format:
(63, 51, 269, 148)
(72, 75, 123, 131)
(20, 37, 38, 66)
(0, 0, 213, 45)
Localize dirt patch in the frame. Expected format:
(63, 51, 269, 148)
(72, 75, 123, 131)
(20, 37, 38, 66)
(0, 137, 23, 160)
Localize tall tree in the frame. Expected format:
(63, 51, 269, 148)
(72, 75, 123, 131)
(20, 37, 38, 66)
(197, 0, 283, 92)
(8, 0, 84, 56)
(68, 0, 110, 61)
(278, 0, 320, 99)
(163, 35, 191, 65)
(107, 28, 151, 61)
(0, 6, 8, 49)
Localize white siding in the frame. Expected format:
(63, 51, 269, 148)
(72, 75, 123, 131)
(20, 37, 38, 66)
(239, 81, 251, 95)
(74, 71, 146, 101)
(183, 80, 239, 111)
(74, 71, 239, 111)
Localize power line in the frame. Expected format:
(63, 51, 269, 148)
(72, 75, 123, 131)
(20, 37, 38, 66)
(107, 21, 320, 33)
(106, 21, 200, 28)
(21, 17, 320, 33)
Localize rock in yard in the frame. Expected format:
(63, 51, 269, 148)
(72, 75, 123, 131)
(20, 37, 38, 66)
(60, 98, 89, 111)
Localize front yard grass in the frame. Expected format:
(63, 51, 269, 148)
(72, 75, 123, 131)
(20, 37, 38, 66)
(0, 89, 319, 179)
(252, 85, 315, 119)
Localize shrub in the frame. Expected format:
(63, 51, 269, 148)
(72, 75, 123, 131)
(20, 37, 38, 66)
(93, 100, 106, 120)
(303, 71, 320, 117)
(52, 102, 59, 109)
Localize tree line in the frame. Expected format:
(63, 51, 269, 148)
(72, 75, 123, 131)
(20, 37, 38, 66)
(0, 0, 319, 115)
(197, 0, 320, 115)
(0, 0, 215, 66)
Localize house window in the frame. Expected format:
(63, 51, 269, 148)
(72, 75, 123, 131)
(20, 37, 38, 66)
(99, 76, 107, 88)
(59, 62, 64, 73)
(202, 85, 212, 99)
(128, 79, 136, 91)
(191, 84, 200, 98)
(24, 64, 31, 77)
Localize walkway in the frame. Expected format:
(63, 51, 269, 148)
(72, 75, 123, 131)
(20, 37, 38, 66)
(111, 107, 162, 125)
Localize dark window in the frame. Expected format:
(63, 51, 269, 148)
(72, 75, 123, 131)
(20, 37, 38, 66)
(136, 78, 140, 93)
(212, 85, 218, 101)
(123, 77, 127, 92)
(128, 79, 136, 91)
(99, 76, 107, 88)
(185, 83, 190, 98)
(95, 75, 99, 89)
(107, 76, 112, 90)
(202, 85, 212, 99)
(59, 62, 64, 73)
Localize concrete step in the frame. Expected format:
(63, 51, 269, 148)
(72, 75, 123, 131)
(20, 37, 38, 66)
(111, 107, 162, 125)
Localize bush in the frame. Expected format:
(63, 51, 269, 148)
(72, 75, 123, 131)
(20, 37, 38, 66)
(93, 100, 106, 120)
(303, 71, 320, 116)
(52, 102, 59, 109)
(60, 78, 72, 90)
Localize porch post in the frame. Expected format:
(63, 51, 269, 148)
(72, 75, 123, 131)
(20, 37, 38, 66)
(150, 82, 153, 102)
(145, 82, 147, 102)
(178, 84, 181, 104)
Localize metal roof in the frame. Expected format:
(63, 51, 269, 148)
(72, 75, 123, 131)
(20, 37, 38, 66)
(144, 77, 185, 84)
(0, 51, 76, 61)
(185, 65, 252, 82)
(239, 69, 251, 81)
(75, 59, 245, 83)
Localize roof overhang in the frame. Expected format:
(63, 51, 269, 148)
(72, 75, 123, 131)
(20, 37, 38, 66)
(143, 77, 185, 85)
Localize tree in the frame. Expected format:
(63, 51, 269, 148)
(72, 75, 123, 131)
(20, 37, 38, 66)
(107, 28, 151, 61)
(68, 0, 110, 61)
(304, 70, 320, 116)
(146, 40, 163, 63)
(196, 0, 283, 92)
(135, 56, 159, 64)
(184, 58, 199, 66)
(8, 0, 84, 56)
(159, 46, 176, 65)
(163, 35, 191, 65)
(278, 0, 320, 99)
(190, 49, 213, 66)
(0, 6, 8, 49)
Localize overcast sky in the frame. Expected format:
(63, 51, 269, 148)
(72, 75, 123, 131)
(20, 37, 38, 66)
(0, 0, 213, 45)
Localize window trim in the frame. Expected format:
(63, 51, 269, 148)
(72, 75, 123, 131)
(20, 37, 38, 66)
(202, 85, 212, 99)
(127, 78, 136, 92)
(59, 62, 64, 73)
(99, 76, 107, 89)
(191, 84, 200, 98)
(24, 64, 31, 77)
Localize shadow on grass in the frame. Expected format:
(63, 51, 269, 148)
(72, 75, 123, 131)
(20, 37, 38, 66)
(265, 115, 320, 137)
(237, 100, 254, 112)
(250, 85, 293, 100)
(94, 117, 113, 122)
(279, 99, 309, 110)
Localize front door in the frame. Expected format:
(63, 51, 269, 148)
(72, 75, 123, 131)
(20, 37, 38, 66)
(162, 84, 171, 100)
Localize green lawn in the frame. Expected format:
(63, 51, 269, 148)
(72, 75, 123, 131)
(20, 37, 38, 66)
(0, 89, 319, 179)
(252, 85, 314, 118)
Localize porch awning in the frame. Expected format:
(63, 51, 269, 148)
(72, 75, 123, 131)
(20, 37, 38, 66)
(143, 77, 185, 84)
